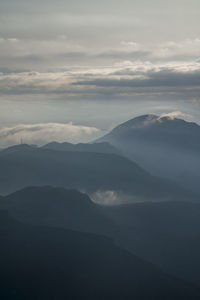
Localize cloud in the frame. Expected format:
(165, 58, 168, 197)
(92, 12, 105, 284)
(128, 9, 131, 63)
(0, 61, 200, 102)
(158, 111, 192, 120)
(153, 38, 200, 60)
(0, 123, 100, 146)
(91, 189, 145, 205)
(91, 190, 120, 205)
(75, 66, 200, 88)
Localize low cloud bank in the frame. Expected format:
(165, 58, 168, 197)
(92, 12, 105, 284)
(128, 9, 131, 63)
(0, 122, 100, 147)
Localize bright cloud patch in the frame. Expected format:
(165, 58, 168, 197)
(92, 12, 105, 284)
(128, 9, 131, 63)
(0, 122, 100, 146)
(159, 111, 192, 120)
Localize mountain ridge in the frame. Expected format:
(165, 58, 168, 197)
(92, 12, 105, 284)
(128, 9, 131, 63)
(0, 146, 198, 203)
(0, 186, 114, 236)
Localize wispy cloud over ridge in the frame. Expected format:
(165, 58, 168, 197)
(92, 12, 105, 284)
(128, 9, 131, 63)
(158, 111, 192, 120)
(0, 123, 100, 146)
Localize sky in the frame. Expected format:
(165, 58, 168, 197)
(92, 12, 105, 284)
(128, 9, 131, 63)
(0, 0, 200, 146)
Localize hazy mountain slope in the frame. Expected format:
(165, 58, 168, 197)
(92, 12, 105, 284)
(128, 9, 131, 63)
(97, 114, 200, 193)
(0, 146, 196, 202)
(0, 210, 199, 300)
(42, 141, 120, 155)
(1, 144, 37, 154)
(0, 186, 114, 236)
(102, 201, 200, 283)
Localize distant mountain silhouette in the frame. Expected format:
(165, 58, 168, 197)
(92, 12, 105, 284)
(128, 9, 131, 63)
(0, 186, 114, 236)
(97, 114, 200, 193)
(1, 144, 36, 154)
(1, 210, 200, 300)
(42, 141, 120, 155)
(0, 145, 197, 202)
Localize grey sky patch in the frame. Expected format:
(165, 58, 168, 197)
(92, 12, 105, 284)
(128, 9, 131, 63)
(0, 0, 200, 130)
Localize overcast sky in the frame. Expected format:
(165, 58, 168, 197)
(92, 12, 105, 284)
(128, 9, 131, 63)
(0, 0, 200, 145)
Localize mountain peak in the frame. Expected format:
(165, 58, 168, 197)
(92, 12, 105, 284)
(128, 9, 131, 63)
(107, 114, 199, 136)
(96, 114, 200, 194)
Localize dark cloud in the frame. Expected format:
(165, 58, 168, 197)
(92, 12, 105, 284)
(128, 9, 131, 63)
(74, 68, 200, 88)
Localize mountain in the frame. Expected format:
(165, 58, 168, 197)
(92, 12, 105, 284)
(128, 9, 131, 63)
(1, 144, 37, 154)
(102, 201, 200, 284)
(42, 141, 120, 155)
(0, 186, 114, 236)
(2, 186, 200, 284)
(97, 114, 200, 193)
(1, 210, 200, 300)
(0, 145, 197, 202)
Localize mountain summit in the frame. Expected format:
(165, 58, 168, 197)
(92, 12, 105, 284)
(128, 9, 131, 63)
(100, 114, 200, 143)
(97, 114, 200, 193)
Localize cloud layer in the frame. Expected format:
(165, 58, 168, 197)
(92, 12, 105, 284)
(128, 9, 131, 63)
(0, 123, 100, 147)
(0, 60, 199, 102)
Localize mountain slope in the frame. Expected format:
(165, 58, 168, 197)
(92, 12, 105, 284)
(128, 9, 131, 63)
(0, 146, 197, 202)
(0, 186, 114, 236)
(2, 186, 200, 284)
(102, 201, 200, 283)
(97, 114, 200, 193)
(0, 210, 199, 300)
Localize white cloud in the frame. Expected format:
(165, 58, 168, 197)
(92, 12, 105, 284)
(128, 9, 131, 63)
(91, 189, 143, 205)
(120, 41, 141, 51)
(0, 122, 100, 146)
(158, 111, 192, 120)
(91, 190, 123, 205)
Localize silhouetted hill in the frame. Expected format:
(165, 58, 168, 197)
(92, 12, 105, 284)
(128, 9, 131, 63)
(42, 141, 120, 155)
(102, 201, 200, 283)
(97, 114, 200, 193)
(0, 210, 199, 300)
(2, 186, 200, 283)
(1, 144, 37, 154)
(0, 186, 114, 235)
(0, 146, 197, 202)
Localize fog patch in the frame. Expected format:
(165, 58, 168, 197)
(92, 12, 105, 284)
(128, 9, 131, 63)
(91, 190, 141, 206)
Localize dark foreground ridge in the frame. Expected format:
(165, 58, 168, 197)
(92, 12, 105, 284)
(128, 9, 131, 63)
(2, 186, 200, 284)
(0, 210, 200, 300)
